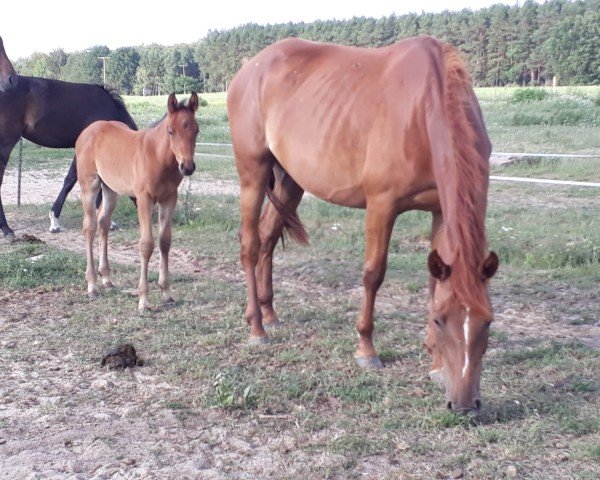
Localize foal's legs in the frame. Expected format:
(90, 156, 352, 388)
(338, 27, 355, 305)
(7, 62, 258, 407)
(80, 176, 102, 298)
(97, 184, 119, 288)
(157, 193, 178, 304)
(354, 199, 397, 368)
(136, 196, 155, 313)
(257, 168, 304, 325)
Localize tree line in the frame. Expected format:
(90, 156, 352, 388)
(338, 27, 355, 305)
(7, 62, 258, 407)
(14, 0, 600, 94)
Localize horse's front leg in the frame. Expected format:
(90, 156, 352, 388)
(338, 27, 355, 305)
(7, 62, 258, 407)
(157, 193, 178, 304)
(97, 185, 119, 288)
(425, 210, 444, 384)
(0, 144, 17, 238)
(355, 199, 397, 369)
(80, 176, 102, 298)
(136, 196, 155, 313)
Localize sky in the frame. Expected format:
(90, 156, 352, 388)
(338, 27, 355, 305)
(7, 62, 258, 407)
(1, 0, 520, 59)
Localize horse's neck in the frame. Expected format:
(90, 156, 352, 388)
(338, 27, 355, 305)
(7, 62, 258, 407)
(146, 121, 176, 168)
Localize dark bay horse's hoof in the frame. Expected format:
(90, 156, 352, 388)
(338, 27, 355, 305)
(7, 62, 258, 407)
(355, 356, 384, 369)
(2, 231, 16, 243)
(248, 335, 270, 346)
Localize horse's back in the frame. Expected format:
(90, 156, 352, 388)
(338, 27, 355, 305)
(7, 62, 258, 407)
(228, 36, 458, 207)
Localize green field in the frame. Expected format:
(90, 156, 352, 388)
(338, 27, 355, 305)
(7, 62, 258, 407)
(1, 88, 599, 479)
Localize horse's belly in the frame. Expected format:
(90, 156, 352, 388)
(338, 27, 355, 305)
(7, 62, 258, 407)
(97, 166, 135, 197)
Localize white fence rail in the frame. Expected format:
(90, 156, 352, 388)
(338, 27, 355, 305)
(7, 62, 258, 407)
(194, 143, 600, 188)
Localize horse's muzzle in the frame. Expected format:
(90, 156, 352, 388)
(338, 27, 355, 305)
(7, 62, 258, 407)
(0, 74, 18, 92)
(179, 161, 196, 176)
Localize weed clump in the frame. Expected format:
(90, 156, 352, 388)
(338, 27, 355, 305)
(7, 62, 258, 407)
(511, 88, 548, 103)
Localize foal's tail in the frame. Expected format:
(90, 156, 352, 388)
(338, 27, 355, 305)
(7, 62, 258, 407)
(266, 171, 309, 246)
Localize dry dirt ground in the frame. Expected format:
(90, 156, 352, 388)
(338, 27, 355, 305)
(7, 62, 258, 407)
(1, 168, 598, 479)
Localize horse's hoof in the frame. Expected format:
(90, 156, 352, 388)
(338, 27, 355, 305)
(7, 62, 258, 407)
(163, 297, 175, 305)
(88, 291, 100, 300)
(248, 335, 270, 346)
(2, 232, 16, 243)
(102, 280, 114, 288)
(355, 356, 384, 369)
(49, 226, 62, 233)
(109, 221, 119, 231)
(264, 319, 283, 330)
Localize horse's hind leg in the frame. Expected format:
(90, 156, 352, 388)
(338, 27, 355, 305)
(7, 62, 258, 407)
(237, 153, 275, 344)
(355, 198, 397, 369)
(50, 156, 106, 233)
(157, 193, 178, 304)
(257, 166, 304, 326)
(97, 184, 118, 288)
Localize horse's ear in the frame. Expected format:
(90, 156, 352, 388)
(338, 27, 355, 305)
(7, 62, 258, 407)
(189, 92, 199, 112)
(428, 250, 451, 281)
(481, 251, 499, 279)
(167, 93, 178, 113)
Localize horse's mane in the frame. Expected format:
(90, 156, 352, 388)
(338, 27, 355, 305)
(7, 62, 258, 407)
(99, 85, 138, 131)
(440, 44, 491, 313)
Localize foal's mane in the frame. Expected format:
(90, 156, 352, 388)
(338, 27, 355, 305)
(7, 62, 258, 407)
(440, 44, 491, 313)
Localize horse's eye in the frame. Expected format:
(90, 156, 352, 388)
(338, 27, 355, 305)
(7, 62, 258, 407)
(168, 127, 173, 136)
(434, 318, 444, 328)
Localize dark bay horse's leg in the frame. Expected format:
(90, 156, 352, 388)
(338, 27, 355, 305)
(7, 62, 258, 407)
(354, 199, 398, 369)
(49, 156, 105, 233)
(0, 143, 17, 238)
(257, 167, 304, 326)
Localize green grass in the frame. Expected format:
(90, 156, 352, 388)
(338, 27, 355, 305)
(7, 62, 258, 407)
(1, 87, 599, 479)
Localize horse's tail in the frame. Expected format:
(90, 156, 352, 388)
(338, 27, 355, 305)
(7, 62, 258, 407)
(427, 40, 491, 308)
(266, 171, 309, 246)
(101, 85, 139, 131)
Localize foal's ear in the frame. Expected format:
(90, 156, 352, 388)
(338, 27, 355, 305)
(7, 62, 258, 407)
(481, 251, 499, 279)
(428, 250, 451, 281)
(189, 91, 199, 112)
(167, 93, 178, 113)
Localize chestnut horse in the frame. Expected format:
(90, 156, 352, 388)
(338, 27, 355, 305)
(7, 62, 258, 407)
(0, 35, 137, 238)
(227, 37, 499, 413)
(76, 93, 199, 313)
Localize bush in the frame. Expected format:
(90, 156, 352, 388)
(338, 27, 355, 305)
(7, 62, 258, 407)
(511, 88, 549, 103)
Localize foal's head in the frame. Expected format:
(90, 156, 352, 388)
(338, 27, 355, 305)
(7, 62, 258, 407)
(0, 36, 18, 92)
(425, 250, 499, 414)
(166, 92, 199, 176)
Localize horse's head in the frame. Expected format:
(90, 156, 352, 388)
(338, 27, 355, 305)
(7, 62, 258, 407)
(166, 92, 199, 176)
(0, 36, 18, 93)
(425, 249, 499, 414)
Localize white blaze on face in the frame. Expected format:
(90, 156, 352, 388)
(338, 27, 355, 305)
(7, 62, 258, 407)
(462, 307, 471, 378)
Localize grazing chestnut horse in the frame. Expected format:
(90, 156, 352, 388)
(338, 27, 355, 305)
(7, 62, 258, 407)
(76, 93, 199, 312)
(227, 36, 499, 413)
(0, 35, 137, 238)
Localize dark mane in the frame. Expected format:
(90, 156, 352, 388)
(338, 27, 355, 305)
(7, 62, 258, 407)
(441, 44, 491, 312)
(99, 85, 138, 131)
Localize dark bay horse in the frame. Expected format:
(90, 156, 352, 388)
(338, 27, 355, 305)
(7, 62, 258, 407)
(77, 93, 199, 313)
(227, 36, 499, 413)
(0, 36, 137, 238)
